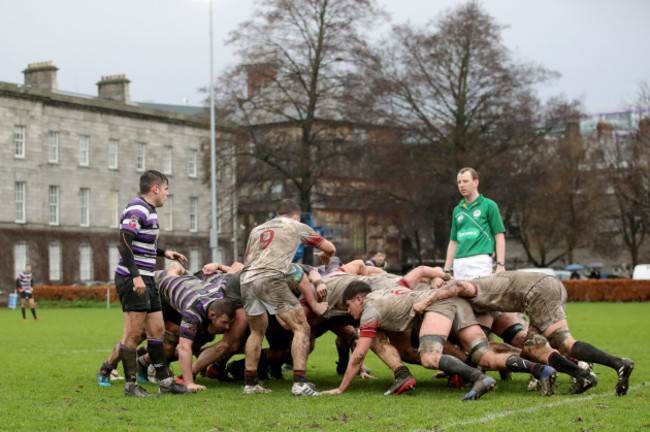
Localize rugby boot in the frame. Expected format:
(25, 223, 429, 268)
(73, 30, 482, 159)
(461, 375, 496, 401)
(97, 367, 112, 387)
(527, 375, 540, 391)
(124, 382, 157, 398)
(135, 359, 149, 384)
(291, 381, 320, 396)
(159, 378, 196, 395)
(615, 358, 634, 396)
(206, 360, 233, 382)
(562, 371, 598, 395)
(383, 374, 416, 395)
(538, 366, 557, 397)
(243, 384, 272, 394)
(449, 374, 466, 389)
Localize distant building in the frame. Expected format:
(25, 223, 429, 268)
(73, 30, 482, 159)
(0, 61, 233, 290)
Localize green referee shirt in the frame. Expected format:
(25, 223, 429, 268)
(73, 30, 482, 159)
(449, 195, 506, 259)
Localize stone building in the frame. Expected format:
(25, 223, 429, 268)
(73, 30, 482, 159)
(0, 62, 233, 291)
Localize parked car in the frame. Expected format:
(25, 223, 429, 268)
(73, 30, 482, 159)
(517, 267, 556, 276)
(632, 264, 650, 280)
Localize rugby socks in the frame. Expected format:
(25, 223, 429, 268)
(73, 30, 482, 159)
(100, 360, 114, 375)
(439, 354, 483, 383)
(245, 370, 259, 386)
(31, 308, 37, 319)
(394, 365, 412, 380)
(293, 369, 307, 383)
(119, 343, 138, 383)
(548, 352, 589, 378)
(505, 355, 546, 379)
(21, 308, 26, 319)
(147, 339, 171, 382)
(570, 341, 622, 370)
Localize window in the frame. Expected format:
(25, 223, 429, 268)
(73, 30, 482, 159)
(15, 181, 26, 223)
(108, 190, 120, 228)
(136, 142, 146, 172)
(108, 246, 120, 281)
(14, 125, 26, 158)
(163, 146, 173, 174)
(80, 188, 90, 227)
(49, 243, 61, 281)
(164, 195, 173, 231)
(189, 196, 198, 232)
(188, 149, 197, 178)
(79, 135, 90, 166)
(48, 185, 60, 225)
(79, 244, 93, 281)
(189, 249, 200, 273)
(48, 131, 59, 163)
(108, 139, 119, 169)
(14, 243, 27, 279)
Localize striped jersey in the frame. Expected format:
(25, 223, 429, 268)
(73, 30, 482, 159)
(157, 272, 226, 341)
(115, 197, 160, 277)
(16, 271, 33, 293)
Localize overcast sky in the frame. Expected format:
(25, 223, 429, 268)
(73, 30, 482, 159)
(1, 0, 648, 114)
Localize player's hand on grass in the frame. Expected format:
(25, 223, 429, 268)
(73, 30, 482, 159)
(186, 383, 206, 391)
(321, 388, 343, 395)
(359, 370, 376, 379)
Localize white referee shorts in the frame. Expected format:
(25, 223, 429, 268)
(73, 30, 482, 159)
(453, 254, 493, 279)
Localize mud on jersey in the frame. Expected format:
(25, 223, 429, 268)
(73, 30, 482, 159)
(241, 216, 324, 284)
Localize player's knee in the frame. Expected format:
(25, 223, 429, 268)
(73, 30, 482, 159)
(499, 323, 525, 346)
(546, 326, 573, 351)
(468, 338, 491, 366)
(418, 334, 446, 368)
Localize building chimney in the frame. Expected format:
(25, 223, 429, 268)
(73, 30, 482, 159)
(596, 121, 614, 139)
(23, 61, 58, 92)
(245, 63, 277, 99)
(97, 74, 131, 103)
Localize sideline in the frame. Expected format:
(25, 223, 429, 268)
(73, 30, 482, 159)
(418, 384, 644, 431)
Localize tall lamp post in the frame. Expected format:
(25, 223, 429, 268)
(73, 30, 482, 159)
(209, 0, 219, 262)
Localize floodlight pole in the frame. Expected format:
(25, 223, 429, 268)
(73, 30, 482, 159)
(209, 0, 219, 262)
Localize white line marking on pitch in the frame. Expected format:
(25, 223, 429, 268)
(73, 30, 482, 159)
(423, 384, 645, 431)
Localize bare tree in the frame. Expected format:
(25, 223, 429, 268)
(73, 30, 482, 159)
(215, 0, 387, 214)
(349, 1, 557, 258)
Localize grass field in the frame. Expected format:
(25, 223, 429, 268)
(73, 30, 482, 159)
(1, 302, 648, 431)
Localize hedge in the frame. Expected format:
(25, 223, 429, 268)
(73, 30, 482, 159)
(32, 285, 119, 302)
(563, 279, 650, 302)
(14, 279, 650, 304)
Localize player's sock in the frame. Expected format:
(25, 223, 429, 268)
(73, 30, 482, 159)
(505, 355, 546, 378)
(570, 341, 623, 370)
(100, 360, 114, 374)
(21, 308, 26, 319)
(439, 354, 483, 383)
(336, 341, 350, 373)
(548, 352, 590, 378)
(147, 339, 171, 382)
(394, 365, 411, 380)
(119, 343, 137, 383)
(293, 369, 307, 383)
(245, 370, 259, 386)
(31, 308, 37, 319)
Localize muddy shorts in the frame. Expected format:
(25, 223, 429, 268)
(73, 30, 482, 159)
(241, 274, 300, 317)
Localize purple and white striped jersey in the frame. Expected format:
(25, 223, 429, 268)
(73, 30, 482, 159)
(116, 197, 160, 277)
(158, 272, 226, 341)
(16, 271, 33, 293)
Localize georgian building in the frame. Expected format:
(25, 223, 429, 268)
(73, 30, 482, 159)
(0, 62, 233, 291)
